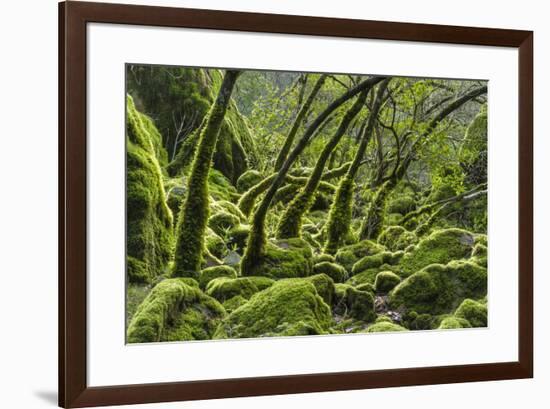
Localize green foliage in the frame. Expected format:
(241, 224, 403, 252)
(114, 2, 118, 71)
(390, 260, 487, 315)
(399, 228, 475, 276)
(213, 279, 333, 339)
(127, 278, 225, 343)
(126, 96, 173, 284)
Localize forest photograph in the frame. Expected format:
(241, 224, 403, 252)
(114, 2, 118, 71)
(125, 64, 488, 344)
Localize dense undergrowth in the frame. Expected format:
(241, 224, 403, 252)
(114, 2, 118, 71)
(125, 66, 488, 343)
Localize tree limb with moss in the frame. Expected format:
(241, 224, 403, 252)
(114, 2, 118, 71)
(172, 70, 241, 278)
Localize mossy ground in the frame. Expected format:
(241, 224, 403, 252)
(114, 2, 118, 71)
(126, 68, 488, 342)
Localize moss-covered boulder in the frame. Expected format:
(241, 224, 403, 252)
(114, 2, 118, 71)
(205, 228, 226, 260)
(246, 238, 314, 279)
(313, 253, 335, 264)
(364, 321, 408, 333)
(226, 224, 250, 254)
(222, 295, 248, 313)
(471, 243, 487, 268)
(335, 240, 385, 272)
(205, 276, 274, 303)
(374, 271, 401, 293)
(352, 251, 403, 275)
(438, 316, 472, 329)
(126, 96, 173, 284)
(346, 264, 400, 287)
(127, 278, 225, 343)
(454, 298, 487, 327)
(213, 279, 333, 339)
(389, 260, 487, 315)
(208, 211, 240, 237)
(304, 273, 336, 306)
(377, 225, 418, 252)
(313, 262, 348, 283)
(199, 265, 237, 289)
(399, 228, 475, 276)
(236, 170, 264, 193)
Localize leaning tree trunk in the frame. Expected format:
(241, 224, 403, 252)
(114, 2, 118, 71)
(240, 76, 387, 276)
(276, 86, 371, 239)
(172, 70, 241, 278)
(274, 75, 327, 171)
(359, 85, 488, 241)
(324, 79, 389, 254)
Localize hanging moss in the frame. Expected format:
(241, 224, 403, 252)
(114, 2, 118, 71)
(399, 228, 475, 276)
(127, 278, 225, 343)
(126, 95, 174, 284)
(199, 265, 237, 289)
(205, 276, 274, 303)
(312, 262, 348, 283)
(172, 70, 241, 279)
(374, 271, 401, 293)
(213, 279, 333, 339)
(334, 239, 385, 273)
(377, 226, 418, 252)
(389, 260, 487, 315)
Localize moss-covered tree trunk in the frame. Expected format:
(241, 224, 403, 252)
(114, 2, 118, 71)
(274, 75, 327, 171)
(276, 87, 371, 239)
(324, 79, 389, 253)
(240, 76, 387, 276)
(172, 70, 241, 278)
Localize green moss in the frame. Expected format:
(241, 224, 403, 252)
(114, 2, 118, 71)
(404, 311, 433, 330)
(126, 284, 152, 327)
(344, 287, 376, 322)
(360, 180, 392, 240)
(375, 315, 393, 323)
(207, 169, 240, 202)
(213, 279, 333, 339)
(237, 174, 277, 216)
(389, 260, 487, 315)
(377, 226, 418, 252)
(346, 264, 399, 287)
(304, 273, 336, 305)
(199, 265, 237, 289)
(313, 262, 348, 283)
(205, 228, 226, 260)
(126, 96, 174, 284)
(352, 251, 403, 275)
(313, 253, 335, 264)
(242, 238, 314, 279)
(438, 316, 472, 329)
(236, 170, 264, 193)
(172, 71, 241, 278)
(222, 295, 248, 313)
(364, 321, 408, 333)
(324, 177, 355, 254)
(356, 282, 376, 294)
(334, 239, 385, 272)
(399, 228, 475, 276)
(205, 276, 274, 303)
(387, 194, 416, 215)
(227, 224, 250, 253)
(211, 200, 246, 222)
(374, 271, 401, 293)
(208, 211, 240, 236)
(460, 110, 487, 186)
(127, 278, 225, 343)
(454, 298, 487, 327)
(471, 243, 487, 268)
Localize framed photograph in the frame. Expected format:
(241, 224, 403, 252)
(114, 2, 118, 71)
(59, 1, 533, 407)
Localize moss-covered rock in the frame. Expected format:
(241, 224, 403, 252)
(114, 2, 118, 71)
(345, 287, 376, 322)
(454, 298, 487, 327)
(438, 316, 472, 329)
(352, 251, 403, 275)
(226, 224, 250, 254)
(364, 321, 408, 333)
(313, 262, 348, 283)
(399, 228, 475, 276)
(127, 278, 225, 343)
(222, 295, 248, 313)
(313, 253, 335, 264)
(236, 169, 264, 193)
(205, 276, 274, 303)
(304, 273, 336, 306)
(126, 96, 173, 284)
(335, 240, 385, 272)
(205, 228, 226, 260)
(199, 265, 237, 289)
(390, 260, 487, 315)
(213, 279, 333, 338)
(404, 311, 433, 330)
(377, 225, 418, 252)
(244, 238, 314, 279)
(208, 211, 240, 236)
(387, 194, 416, 215)
(346, 264, 400, 287)
(471, 243, 487, 268)
(211, 200, 246, 223)
(374, 271, 401, 293)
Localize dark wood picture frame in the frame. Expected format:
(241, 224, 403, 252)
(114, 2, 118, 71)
(59, 1, 533, 407)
